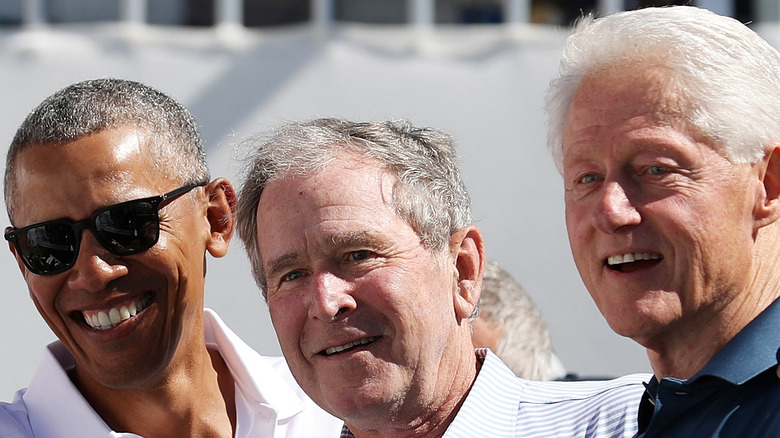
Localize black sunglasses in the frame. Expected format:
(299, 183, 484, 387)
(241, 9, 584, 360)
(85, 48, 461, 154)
(5, 181, 206, 275)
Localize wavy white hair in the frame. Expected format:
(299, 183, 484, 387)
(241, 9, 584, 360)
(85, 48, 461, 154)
(546, 6, 780, 172)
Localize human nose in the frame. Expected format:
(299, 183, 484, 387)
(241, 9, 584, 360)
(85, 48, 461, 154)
(307, 271, 357, 322)
(593, 181, 641, 233)
(65, 232, 128, 292)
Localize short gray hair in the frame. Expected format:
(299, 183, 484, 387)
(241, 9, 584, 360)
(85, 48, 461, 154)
(5, 78, 210, 221)
(478, 260, 560, 380)
(546, 6, 780, 171)
(236, 118, 472, 296)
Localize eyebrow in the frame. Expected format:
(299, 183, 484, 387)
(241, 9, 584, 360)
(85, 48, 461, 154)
(264, 230, 386, 280)
(327, 230, 381, 249)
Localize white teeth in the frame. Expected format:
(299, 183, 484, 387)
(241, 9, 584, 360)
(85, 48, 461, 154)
(98, 311, 111, 327)
(83, 295, 151, 330)
(109, 308, 121, 324)
(607, 252, 662, 266)
(324, 336, 379, 356)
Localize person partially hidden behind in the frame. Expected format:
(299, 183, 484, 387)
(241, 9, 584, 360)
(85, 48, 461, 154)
(547, 6, 780, 436)
(235, 117, 647, 437)
(0, 79, 341, 437)
(471, 260, 566, 380)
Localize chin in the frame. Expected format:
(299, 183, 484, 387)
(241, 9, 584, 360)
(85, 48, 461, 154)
(599, 305, 654, 335)
(93, 357, 170, 390)
(607, 313, 672, 345)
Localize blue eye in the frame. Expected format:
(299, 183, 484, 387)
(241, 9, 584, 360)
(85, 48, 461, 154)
(579, 173, 600, 184)
(348, 250, 370, 261)
(283, 270, 304, 282)
(648, 166, 668, 175)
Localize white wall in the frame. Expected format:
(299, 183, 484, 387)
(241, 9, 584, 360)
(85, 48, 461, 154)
(0, 22, 652, 399)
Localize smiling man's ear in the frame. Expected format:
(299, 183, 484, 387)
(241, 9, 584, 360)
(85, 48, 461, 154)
(754, 145, 780, 231)
(204, 178, 236, 258)
(449, 225, 485, 320)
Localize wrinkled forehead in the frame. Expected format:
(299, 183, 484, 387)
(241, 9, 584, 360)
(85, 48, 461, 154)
(575, 63, 686, 114)
(266, 151, 398, 198)
(564, 65, 693, 146)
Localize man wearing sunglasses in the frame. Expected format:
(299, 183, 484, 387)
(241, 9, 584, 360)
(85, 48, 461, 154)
(0, 79, 341, 437)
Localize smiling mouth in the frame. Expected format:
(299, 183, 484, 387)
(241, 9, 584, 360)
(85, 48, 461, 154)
(606, 252, 663, 272)
(322, 336, 380, 356)
(82, 294, 153, 331)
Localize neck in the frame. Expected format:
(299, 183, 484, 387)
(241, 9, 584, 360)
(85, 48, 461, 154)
(646, 227, 780, 379)
(348, 342, 481, 438)
(73, 335, 236, 437)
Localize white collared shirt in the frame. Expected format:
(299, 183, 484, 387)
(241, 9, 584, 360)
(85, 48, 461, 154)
(446, 349, 647, 437)
(0, 309, 343, 437)
(339, 349, 647, 438)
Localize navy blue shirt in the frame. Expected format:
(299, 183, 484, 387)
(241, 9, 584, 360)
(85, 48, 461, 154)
(637, 297, 780, 437)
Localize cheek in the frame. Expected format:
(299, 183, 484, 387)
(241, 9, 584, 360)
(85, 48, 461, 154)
(154, 234, 195, 268)
(403, 281, 453, 328)
(269, 299, 303, 348)
(565, 221, 590, 265)
(564, 203, 587, 236)
(25, 276, 59, 310)
(26, 281, 68, 335)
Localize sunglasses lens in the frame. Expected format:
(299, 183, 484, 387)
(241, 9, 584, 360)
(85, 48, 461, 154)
(93, 200, 160, 254)
(16, 222, 79, 274)
(7, 182, 202, 276)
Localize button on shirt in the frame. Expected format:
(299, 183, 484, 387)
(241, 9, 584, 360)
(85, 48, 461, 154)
(341, 349, 647, 438)
(0, 309, 343, 438)
(637, 297, 780, 437)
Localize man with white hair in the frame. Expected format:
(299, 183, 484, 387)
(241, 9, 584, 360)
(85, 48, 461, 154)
(547, 6, 780, 436)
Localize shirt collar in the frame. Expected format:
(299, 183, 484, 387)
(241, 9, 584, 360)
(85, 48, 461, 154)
(442, 348, 522, 437)
(690, 296, 780, 384)
(340, 349, 504, 438)
(23, 309, 307, 436)
(202, 309, 305, 421)
(636, 377, 659, 435)
(25, 342, 137, 437)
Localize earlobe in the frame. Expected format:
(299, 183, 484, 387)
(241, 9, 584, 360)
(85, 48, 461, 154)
(755, 145, 780, 230)
(450, 225, 485, 320)
(204, 178, 237, 258)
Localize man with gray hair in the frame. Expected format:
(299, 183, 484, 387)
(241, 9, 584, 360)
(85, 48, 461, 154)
(472, 260, 566, 380)
(0, 78, 341, 437)
(547, 6, 780, 436)
(236, 117, 646, 437)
